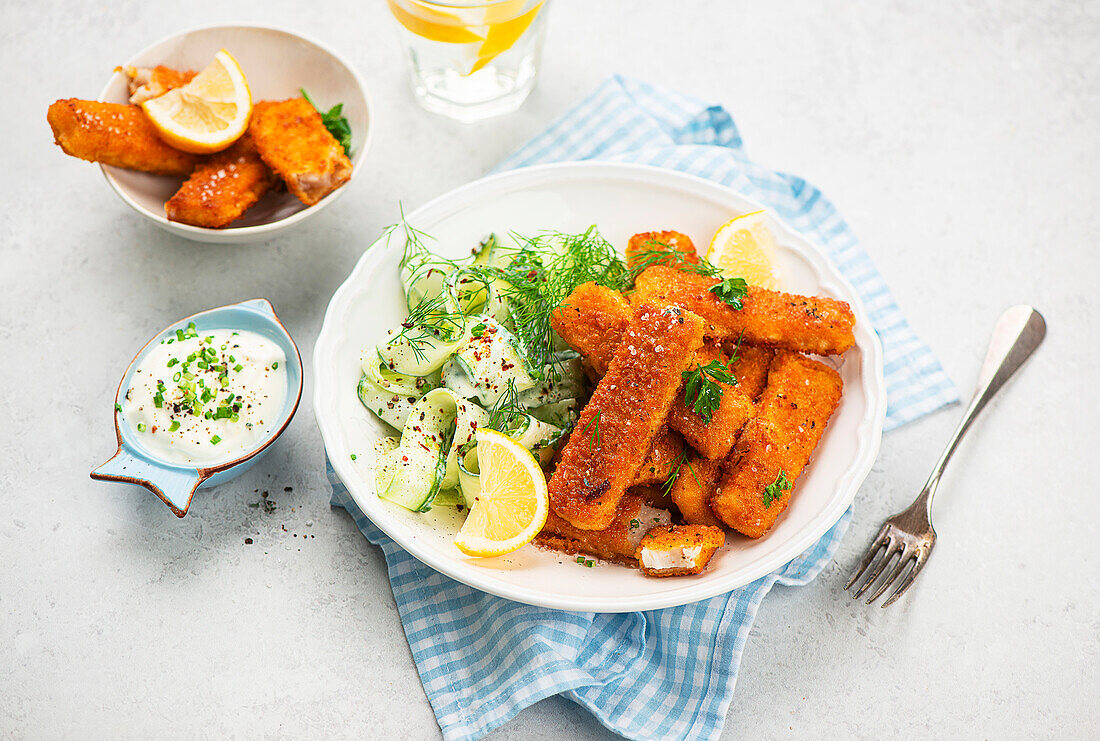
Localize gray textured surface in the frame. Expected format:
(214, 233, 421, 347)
(2, 1, 1098, 738)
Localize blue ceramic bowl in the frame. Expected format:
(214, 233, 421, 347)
(91, 299, 303, 516)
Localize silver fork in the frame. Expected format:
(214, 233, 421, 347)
(846, 305, 1046, 607)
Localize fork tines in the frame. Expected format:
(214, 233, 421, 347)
(845, 525, 931, 607)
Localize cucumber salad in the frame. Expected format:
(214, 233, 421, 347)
(359, 221, 631, 514)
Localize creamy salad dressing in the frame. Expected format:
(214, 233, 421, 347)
(121, 325, 287, 465)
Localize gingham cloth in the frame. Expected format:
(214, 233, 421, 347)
(329, 76, 957, 741)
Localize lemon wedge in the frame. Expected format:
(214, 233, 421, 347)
(470, 1, 543, 75)
(705, 209, 782, 289)
(142, 49, 252, 154)
(453, 428, 548, 558)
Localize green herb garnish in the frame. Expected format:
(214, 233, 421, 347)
(114, 403, 122, 413)
(661, 449, 700, 497)
(169, 421, 180, 432)
(136, 423, 147, 432)
(301, 88, 352, 156)
(626, 237, 723, 283)
(583, 410, 601, 450)
(487, 378, 526, 434)
(210, 435, 222, 445)
(762, 469, 792, 509)
(681, 359, 738, 424)
(350, 453, 358, 461)
(710, 277, 749, 310)
(470, 322, 487, 338)
(271, 361, 279, 370)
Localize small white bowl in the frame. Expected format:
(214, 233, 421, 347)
(98, 24, 372, 244)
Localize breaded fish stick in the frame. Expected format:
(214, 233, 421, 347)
(123, 65, 196, 104)
(631, 427, 685, 487)
(250, 98, 352, 206)
(47, 99, 200, 176)
(537, 492, 673, 565)
(553, 286, 758, 460)
(712, 352, 843, 538)
(625, 230, 701, 273)
(669, 454, 724, 528)
(666, 343, 756, 460)
(551, 282, 632, 377)
(728, 343, 774, 400)
(634, 265, 856, 356)
(549, 303, 705, 530)
(165, 134, 276, 228)
(636, 525, 725, 577)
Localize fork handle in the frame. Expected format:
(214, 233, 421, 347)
(918, 306, 1046, 510)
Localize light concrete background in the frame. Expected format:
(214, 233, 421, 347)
(2, 1, 1097, 738)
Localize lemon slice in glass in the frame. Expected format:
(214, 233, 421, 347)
(705, 209, 782, 289)
(453, 428, 548, 558)
(142, 49, 252, 154)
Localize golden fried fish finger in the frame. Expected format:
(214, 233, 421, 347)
(711, 351, 843, 538)
(549, 303, 705, 530)
(47, 98, 199, 176)
(165, 134, 276, 228)
(634, 265, 856, 356)
(635, 524, 725, 577)
(250, 98, 352, 206)
(537, 492, 673, 565)
(669, 454, 724, 528)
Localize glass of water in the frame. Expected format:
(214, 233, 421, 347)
(388, 0, 549, 122)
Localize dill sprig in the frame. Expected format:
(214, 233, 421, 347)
(583, 410, 602, 449)
(487, 378, 526, 433)
(392, 292, 466, 364)
(762, 469, 792, 508)
(468, 226, 629, 377)
(661, 449, 700, 497)
(682, 359, 738, 424)
(627, 237, 723, 284)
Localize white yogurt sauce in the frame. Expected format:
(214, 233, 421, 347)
(121, 325, 287, 465)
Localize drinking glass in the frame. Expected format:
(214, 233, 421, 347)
(388, 0, 549, 122)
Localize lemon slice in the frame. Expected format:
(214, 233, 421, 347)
(142, 49, 252, 154)
(705, 209, 782, 289)
(387, 0, 483, 44)
(453, 428, 548, 558)
(469, 1, 543, 75)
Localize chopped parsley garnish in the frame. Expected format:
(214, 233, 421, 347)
(762, 469, 792, 509)
(710, 277, 749, 310)
(301, 88, 352, 156)
(681, 359, 738, 424)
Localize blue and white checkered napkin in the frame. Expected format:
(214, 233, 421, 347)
(329, 76, 958, 741)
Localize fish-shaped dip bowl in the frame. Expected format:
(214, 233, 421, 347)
(91, 299, 303, 516)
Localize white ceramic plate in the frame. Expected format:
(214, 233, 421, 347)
(314, 162, 886, 612)
(98, 24, 372, 244)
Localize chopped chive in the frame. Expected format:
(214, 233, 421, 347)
(585, 560, 594, 567)
(153, 394, 163, 408)
(576, 556, 585, 564)
(136, 423, 147, 432)
(167, 358, 179, 367)
(172, 371, 181, 382)
(350, 453, 357, 461)
(233, 364, 244, 372)
(114, 403, 122, 412)
(229, 355, 236, 363)
(271, 361, 279, 370)
(175, 329, 185, 341)
(168, 421, 180, 432)
(210, 435, 221, 445)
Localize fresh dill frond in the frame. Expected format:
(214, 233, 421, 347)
(467, 226, 629, 377)
(661, 449, 700, 497)
(300, 88, 352, 156)
(762, 469, 792, 509)
(393, 292, 466, 364)
(583, 410, 602, 449)
(487, 378, 526, 433)
(627, 237, 723, 284)
(681, 359, 739, 424)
